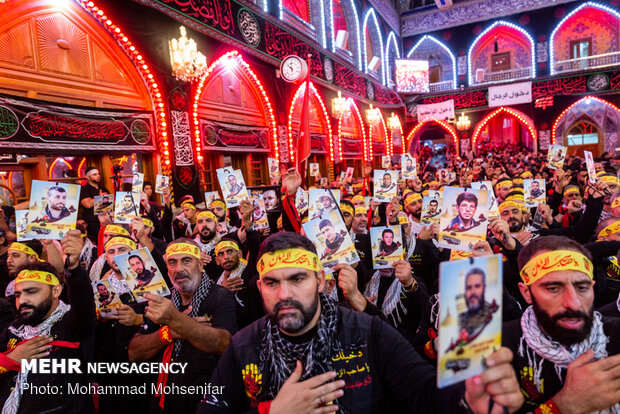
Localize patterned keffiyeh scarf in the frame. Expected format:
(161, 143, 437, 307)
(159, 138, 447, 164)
(364, 270, 408, 326)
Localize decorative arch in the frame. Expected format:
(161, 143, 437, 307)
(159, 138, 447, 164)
(552, 96, 620, 153)
(337, 98, 368, 163)
(550, 2, 620, 75)
(369, 111, 389, 159)
(467, 20, 535, 86)
(407, 35, 457, 90)
(385, 32, 400, 88)
(287, 81, 334, 164)
(388, 114, 404, 155)
(406, 120, 459, 155)
(362, 9, 385, 85)
(330, 0, 362, 70)
(192, 51, 279, 162)
(472, 107, 537, 149)
(0, 0, 171, 170)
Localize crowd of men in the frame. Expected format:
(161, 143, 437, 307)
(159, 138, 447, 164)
(0, 143, 620, 413)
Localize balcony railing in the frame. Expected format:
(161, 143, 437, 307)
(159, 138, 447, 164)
(473, 66, 532, 85)
(429, 80, 454, 92)
(554, 51, 620, 74)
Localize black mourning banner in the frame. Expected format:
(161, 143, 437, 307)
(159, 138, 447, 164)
(0, 93, 156, 154)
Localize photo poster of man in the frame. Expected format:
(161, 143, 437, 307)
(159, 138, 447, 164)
(94, 194, 114, 215)
(15, 210, 31, 241)
(92, 279, 123, 318)
(113, 191, 139, 224)
(250, 194, 270, 230)
(308, 189, 340, 221)
(155, 174, 170, 194)
(295, 188, 309, 215)
(437, 254, 503, 388)
(204, 191, 220, 207)
(547, 145, 567, 170)
(401, 153, 417, 179)
(373, 170, 398, 202)
(267, 157, 280, 182)
(132, 172, 144, 193)
(471, 181, 499, 218)
(302, 210, 359, 275)
(381, 156, 391, 169)
(370, 225, 404, 269)
(524, 179, 546, 208)
(585, 151, 597, 184)
(249, 186, 281, 213)
(216, 168, 249, 208)
(114, 247, 171, 303)
(345, 167, 354, 182)
(309, 163, 320, 178)
(420, 196, 442, 225)
(438, 187, 489, 252)
(26, 180, 80, 240)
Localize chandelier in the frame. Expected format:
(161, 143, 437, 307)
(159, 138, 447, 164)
(456, 113, 471, 131)
(387, 112, 400, 131)
(366, 104, 381, 125)
(332, 91, 347, 118)
(168, 26, 207, 82)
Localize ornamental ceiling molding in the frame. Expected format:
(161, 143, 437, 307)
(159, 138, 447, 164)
(368, 0, 400, 34)
(401, 0, 580, 37)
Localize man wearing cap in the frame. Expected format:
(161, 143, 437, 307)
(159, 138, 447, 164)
(80, 166, 110, 243)
(129, 238, 237, 414)
(199, 231, 523, 414)
(503, 235, 620, 414)
(0, 230, 96, 413)
(311, 193, 337, 220)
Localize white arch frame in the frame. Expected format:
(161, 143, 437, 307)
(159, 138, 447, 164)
(549, 2, 620, 75)
(385, 31, 400, 87)
(407, 35, 457, 90)
(278, 0, 327, 48)
(467, 20, 536, 86)
(362, 9, 385, 85)
(329, 0, 362, 70)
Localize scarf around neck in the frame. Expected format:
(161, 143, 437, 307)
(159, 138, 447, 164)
(364, 270, 407, 326)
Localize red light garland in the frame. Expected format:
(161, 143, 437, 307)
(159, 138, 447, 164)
(287, 82, 334, 163)
(406, 120, 459, 153)
(337, 98, 368, 163)
(388, 115, 404, 155)
(77, 0, 171, 175)
(192, 51, 278, 163)
(552, 96, 620, 145)
(471, 107, 537, 149)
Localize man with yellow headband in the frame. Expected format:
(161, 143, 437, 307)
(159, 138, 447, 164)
(200, 232, 523, 414)
(503, 235, 620, 414)
(403, 192, 424, 235)
(129, 238, 236, 413)
(495, 178, 513, 203)
(0, 230, 95, 414)
(194, 209, 224, 277)
(211, 199, 238, 236)
(6, 241, 43, 281)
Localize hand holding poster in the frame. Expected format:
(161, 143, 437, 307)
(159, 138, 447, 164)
(217, 168, 249, 208)
(26, 180, 80, 240)
(524, 179, 546, 208)
(373, 170, 398, 202)
(438, 187, 489, 252)
(94, 194, 114, 215)
(370, 226, 404, 269)
(113, 247, 171, 303)
(15, 210, 31, 241)
(155, 174, 169, 193)
(114, 192, 139, 224)
(585, 151, 596, 184)
(92, 279, 123, 318)
(438, 255, 502, 388)
(250, 195, 270, 230)
(401, 153, 417, 179)
(547, 145, 566, 170)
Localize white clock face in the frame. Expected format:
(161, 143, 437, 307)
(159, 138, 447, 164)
(282, 57, 302, 81)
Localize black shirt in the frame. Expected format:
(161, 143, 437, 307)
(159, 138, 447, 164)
(79, 183, 110, 219)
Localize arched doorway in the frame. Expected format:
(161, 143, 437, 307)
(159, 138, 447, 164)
(192, 51, 278, 190)
(552, 96, 620, 157)
(471, 107, 537, 152)
(368, 111, 389, 168)
(0, 0, 165, 201)
(337, 98, 367, 177)
(362, 9, 385, 85)
(406, 120, 459, 155)
(407, 35, 456, 92)
(287, 82, 334, 181)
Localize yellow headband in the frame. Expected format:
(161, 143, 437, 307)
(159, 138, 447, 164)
(215, 240, 240, 256)
(499, 201, 521, 213)
(197, 210, 218, 222)
(564, 187, 580, 196)
(355, 206, 367, 216)
(8, 243, 41, 260)
(142, 218, 153, 228)
(520, 250, 593, 285)
(398, 216, 409, 225)
(340, 204, 354, 216)
(404, 193, 422, 206)
(496, 180, 513, 190)
(15, 270, 60, 286)
(210, 200, 226, 209)
(104, 225, 130, 236)
(352, 195, 365, 204)
(598, 221, 620, 240)
(450, 249, 472, 261)
(512, 187, 524, 194)
(612, 197, 620, 209)
(429, 181, 438, 186)
(257, 248, 320, 278)
(596, 170, 606, 178)
(513, 178, 524, 186)
(105, 237, 137, 252)
(166, 242, 201, 260)
(521, 172, 533, 179)
(181, 201, 196, 210)
(601, 175, 620, 186)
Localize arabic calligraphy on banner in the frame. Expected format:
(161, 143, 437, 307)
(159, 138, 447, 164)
(417, 100, 455, 122)
(161, 0, 235, 35)
(488, 82, 532, 108)
(420, 91, 487, 110)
